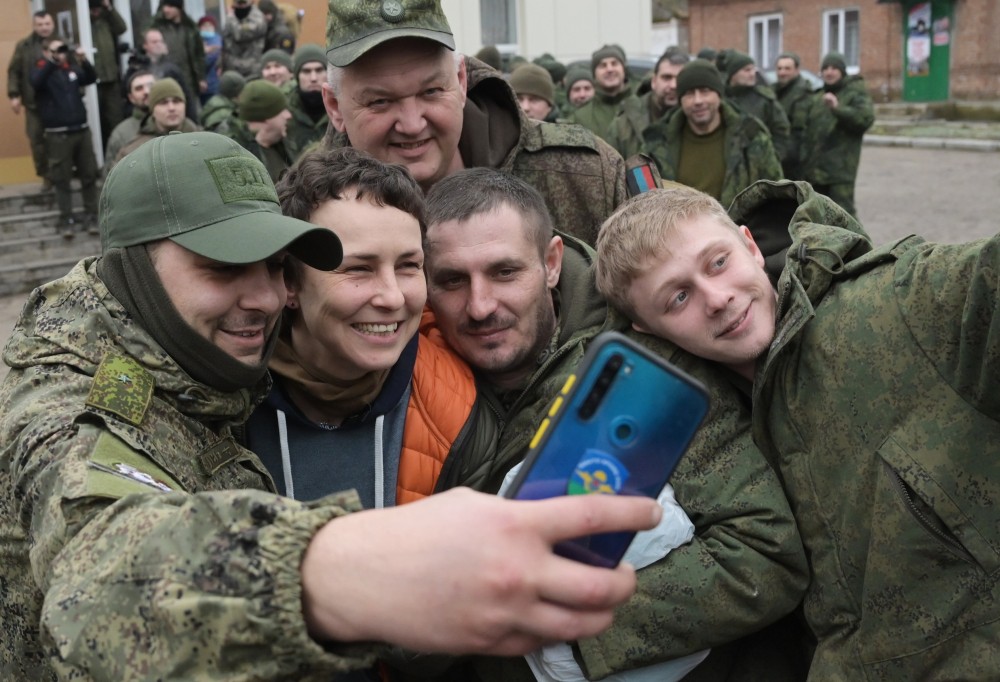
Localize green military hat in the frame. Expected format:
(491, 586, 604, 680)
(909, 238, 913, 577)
(326, 0, 455, 68)
(293, 43, 327, 74)
(148, 77, 185, 108)
(533, 54, 567, 85)
(475, 44, 502, 71)
(565, 64, 593, 90)
(591, 43, 627, 74)
(509, 63, 554, 106)
(101, 131, 341, 269)
(239, 80, 288, 122)
(821, 51, 848, 75)
(219, 70, 246, 99)
(261, 48, 293, 72)
(724, 50, 755, 82)
(676, 59, 724, 99)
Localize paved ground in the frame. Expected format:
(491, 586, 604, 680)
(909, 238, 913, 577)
(2, 144, 999, 380)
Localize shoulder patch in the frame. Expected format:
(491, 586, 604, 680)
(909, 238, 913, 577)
(87, 430, 182, 498)
(86, 353, 154, 426)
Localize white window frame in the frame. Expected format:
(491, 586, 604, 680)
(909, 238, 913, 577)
(822, 8, 861, 75)
(480, 0, 518, 56)
(748, 12, 783, 70)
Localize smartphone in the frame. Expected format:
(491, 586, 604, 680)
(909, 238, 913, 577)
(503, 331, 710, 567)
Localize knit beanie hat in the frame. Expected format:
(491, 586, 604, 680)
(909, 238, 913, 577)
(261, 48, 293, 72)
(565, 64, 594, 91)
(258, 0, 278, 14)
(219, 70, 246, 99)
(148, 77, 185, 108)
(475, 45, 502, 71)
(239, 79, 288, 122)
(160, 0, 183, 9)
(676, 59, 724, 99)
(293, 43, 326, 74)
(591, 43, 627, 74)
(509, 63, 554, 106)
(724, 50, 755, 82)
(821, 51, 848, 75)
(696, 46, 717, 61)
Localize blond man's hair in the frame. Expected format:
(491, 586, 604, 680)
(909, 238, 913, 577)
(594, 186, 738, 317)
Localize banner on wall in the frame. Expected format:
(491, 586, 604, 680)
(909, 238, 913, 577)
(907, 2, 931, 76)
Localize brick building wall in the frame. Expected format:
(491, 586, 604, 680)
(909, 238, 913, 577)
(688, 0, 998, 101)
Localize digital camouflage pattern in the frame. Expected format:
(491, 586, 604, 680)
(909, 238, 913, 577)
(732, 180, 1000, 680)
(463, 235, 808, 681)
(774, 75, 814, 179)
(798, 75, 874, 216)
(725, 83, 791, 169)
(323, 57, 628, 246)
(0, 259, 381, 679)
(199, 93, 238, 134)
(643, 100, 783, 209)
(221, 5, 268, 78)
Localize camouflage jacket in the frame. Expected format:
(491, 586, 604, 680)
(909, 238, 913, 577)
(264, 14, 295, 53)
(104, 107, 144, 174)
(798, 75, 874, 186)
(732, 180, 1000, 680)
(0, 260, 379, 680)
(567, 83, 638, 143)
(726, 83, 791, 169)
(643, 100, 784, 209)
(605, 90, 675, 160)
(221, 6, 267, 78)
(470, 235, 808, 681)
(323, 56, 627, 246)
(6, 32, 45, 109)
(284, 86, 327, 161)
(773, 76, 815, 180)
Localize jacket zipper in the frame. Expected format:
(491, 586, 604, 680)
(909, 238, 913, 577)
(883, 461, 977, 566)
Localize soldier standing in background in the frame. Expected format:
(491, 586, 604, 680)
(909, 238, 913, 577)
(258, 0, 296, 53)
(773, 51, 815, 180)
(150, 0, 206, 121)
(88, 0, 127, 150)
(283, 44, 328, 160)
(606, 49, 689, 159)
(569, 43, 637, 142)
(799, 52, 874, 218)
(222, 0, 268, 78)
(723, 51, 791, 170)
(7, 11, 55, 188)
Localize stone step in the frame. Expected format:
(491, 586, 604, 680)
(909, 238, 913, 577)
(0, 230, 100, 269)
(0, 255, 84, 297)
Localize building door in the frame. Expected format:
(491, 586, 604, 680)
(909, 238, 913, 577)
(903, 0, 952, 101)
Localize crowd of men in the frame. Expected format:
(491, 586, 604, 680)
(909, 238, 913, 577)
(3, 1, 995, 681)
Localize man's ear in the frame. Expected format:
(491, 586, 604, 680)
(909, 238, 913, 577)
(543, 235, 564, 289)
(322, 83, 346, 133)
(457, 55, 469, 100)
(739, 224, 766, 268)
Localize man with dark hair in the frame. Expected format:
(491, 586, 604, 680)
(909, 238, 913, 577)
(0, 131, 659, 680)
(322, 0, 627, 247)
(139, 28, 196, 114)
(424, 167, 808, 681)
(115, 77, 201, 164)
(150, 0, 206, 121)
(89, 0, 128, 148)
(607, 48, 690, 158)
(30, 37, 99, 237)
(7, 11, 55, 186)
(799, 52, 874, 217)
(104, 70, 155, 174)
(773, 51, 814, 179)
(643, 59, 782, 208)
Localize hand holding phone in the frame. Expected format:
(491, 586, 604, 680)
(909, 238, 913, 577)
(504, 332, 709, 567)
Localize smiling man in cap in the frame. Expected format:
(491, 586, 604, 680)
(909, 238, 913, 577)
(321, 0, 628, 246)
(0, 131, 662, 679)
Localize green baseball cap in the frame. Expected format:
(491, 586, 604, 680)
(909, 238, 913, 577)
(326, 0, 455, 68)
(100, 131, 342, 270)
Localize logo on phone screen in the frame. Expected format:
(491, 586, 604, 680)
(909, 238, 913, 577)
(568, 450, 629, 495)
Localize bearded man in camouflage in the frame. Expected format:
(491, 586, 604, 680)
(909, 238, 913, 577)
(0, 131, 661, 679)
(321, 0, 627, 246)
